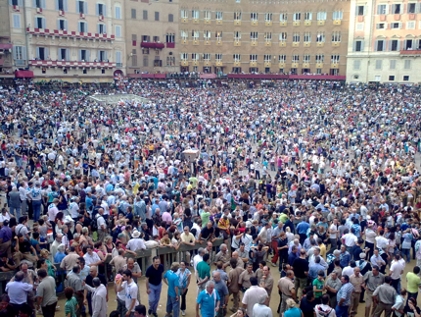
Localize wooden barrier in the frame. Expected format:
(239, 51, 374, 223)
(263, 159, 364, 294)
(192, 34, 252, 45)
(0, 238, 225, 293)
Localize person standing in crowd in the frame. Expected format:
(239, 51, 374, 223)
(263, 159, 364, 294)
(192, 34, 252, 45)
(163, 262, 180, 317)
(252, 293, 272, 317)
(197, 253, 211, 293)
(64, 287, 78, 317)
(227, 258, 244, 313)
(242, 276, 268, 317)
(5, 271, 33, 316)
(176, 260, 191, 316)
(335, 275, 354, 317)
(196, 281, 220, 317)
(116, 270, 139, 317)
(362, 265, 384, 317)
(325, 270, 342, 308)
(349, 267, 363, 317)
(278, 270, 296, 313)
(315, 294, 336, 317)
(84, 277, 108, 317)
(293, 249, 309, 298)
(67, 265, 85, 317)
(145, 256, 164, 317)
(35, 269, 57, 317)
(372, 276, 397, 317)
(213, 271, 229, 317)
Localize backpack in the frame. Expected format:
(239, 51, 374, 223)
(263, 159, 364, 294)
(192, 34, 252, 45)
(91, 216, 100, 232)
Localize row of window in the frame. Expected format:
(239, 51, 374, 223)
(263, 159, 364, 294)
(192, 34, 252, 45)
(376, 3, 421, 15)
(356, 3, 421, 15)
(130, 9, 173, 22)
(13, 14, 122, 36)
(353, 39, 421, 52)
(179, 53, 340, 63)
(29, 47, 122, 64)
(180, 10, 343, 21)
(179, 31, 340, 42)
(10, 0, 122, 19)
(376, 21, 420, 30)
(353, 59, 412, 71)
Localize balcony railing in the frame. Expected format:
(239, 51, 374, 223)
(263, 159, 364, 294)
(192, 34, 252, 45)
(29, 60, 116, 68)
(400, 49, 421, 56)
(26, 28, 115, 41)
(140, 42, 165, 49)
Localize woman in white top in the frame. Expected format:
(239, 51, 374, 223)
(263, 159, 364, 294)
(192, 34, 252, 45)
(364, 221, 377, 258)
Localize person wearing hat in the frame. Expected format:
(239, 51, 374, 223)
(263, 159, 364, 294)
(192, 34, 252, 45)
(364, 220, 377, 258)
(126, 230, 147, 252)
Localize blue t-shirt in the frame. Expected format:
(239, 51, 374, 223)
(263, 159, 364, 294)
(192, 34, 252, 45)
(164, 270, 180, 297)
(284, 307, 302, 317)
(197, 290, 220, 317)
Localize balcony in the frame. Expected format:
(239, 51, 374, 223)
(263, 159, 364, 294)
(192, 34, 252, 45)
(400, 49, 421, 56)
(13, 5, 19, 11)
(140, 42, 165, 49)
(36, 7, 42, 13)
(28, 60, 116, 69)
(166, 42, 175, 48)
(26, 28, 115, 41)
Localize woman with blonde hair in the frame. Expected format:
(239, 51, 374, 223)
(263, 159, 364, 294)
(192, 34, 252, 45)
(283, 298, 303, 317)
(40, 249, 56, 277)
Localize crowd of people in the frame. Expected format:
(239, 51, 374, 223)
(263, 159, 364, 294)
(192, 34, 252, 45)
(0, 79, 421, 317)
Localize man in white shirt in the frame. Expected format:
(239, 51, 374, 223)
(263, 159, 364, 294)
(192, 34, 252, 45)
(116, 269, 139, 316)
(375, 231, 389, 250)
(389, 254, 405, 293)
(126, 231, 147, 251)
(193, 248, 206, 277)
(47, 198, 59, 238)
(342, 228, 358, 252)
(329, 218, 339, 251)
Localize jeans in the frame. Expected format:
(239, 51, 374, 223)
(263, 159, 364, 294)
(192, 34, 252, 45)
(335, 305, 350, 317)
(9, 206, 20, 219)
(148, 282, 162, 314)
(402, 248, 411, 263)
(117, 297, 127, 317)
(32, 200, 42, 222)
(166, 296, 180, 317)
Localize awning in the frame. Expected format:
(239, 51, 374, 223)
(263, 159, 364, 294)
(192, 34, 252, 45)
(140, 42, 165, 49)
(0, 44, 12, 50)
(15, 70, 34, 78)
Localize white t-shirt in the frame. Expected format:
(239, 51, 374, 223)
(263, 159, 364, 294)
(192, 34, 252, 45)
(375, 236, 388, 249)
(390, 260, 404, 280)
(122, 280, 139, 311)
(329, 224, 338, 239)
(365, 228, 377, 244)
(342, 233, 357, 247)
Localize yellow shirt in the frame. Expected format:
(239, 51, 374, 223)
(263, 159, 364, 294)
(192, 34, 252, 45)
(406, 272, 421, 293)
(319, 243, 327, 260)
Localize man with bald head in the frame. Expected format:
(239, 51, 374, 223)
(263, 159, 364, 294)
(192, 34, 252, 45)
(85, 265, 107, 316)
(232, 251, 244, 268)
(50, 233, 63, 260)
(213, 271, 229, 317)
